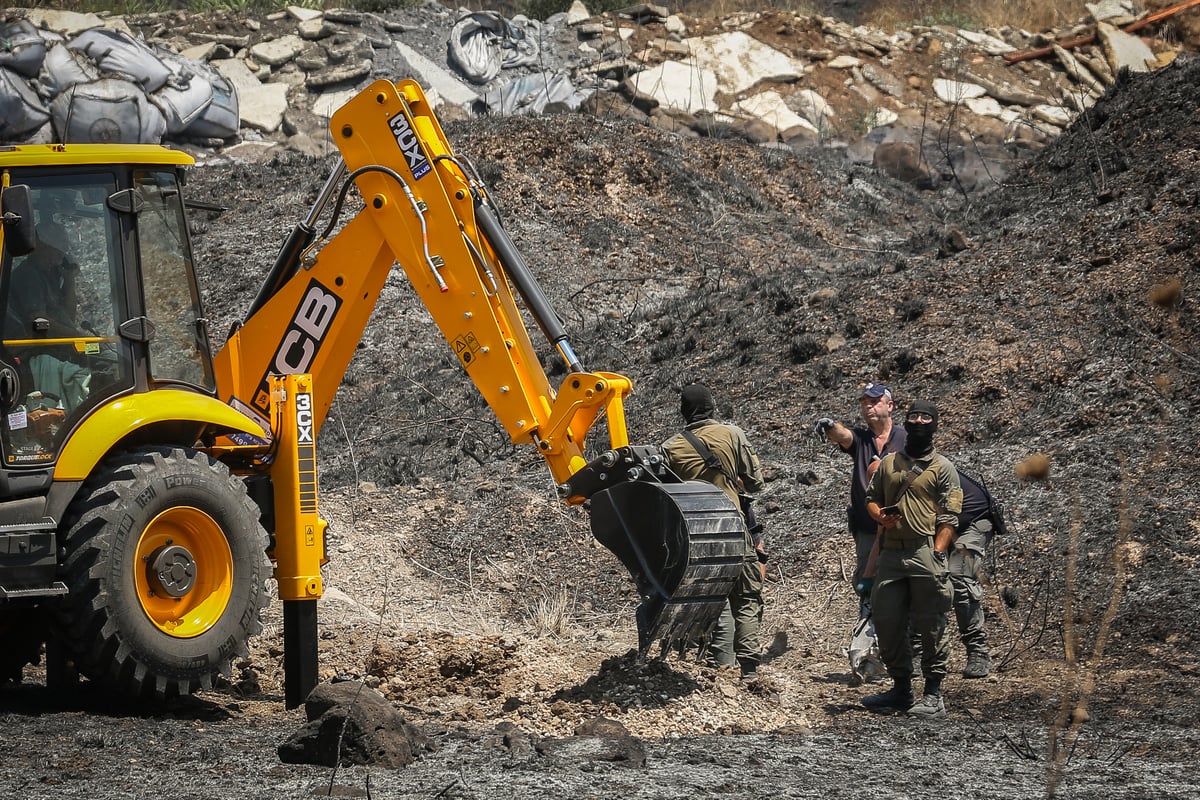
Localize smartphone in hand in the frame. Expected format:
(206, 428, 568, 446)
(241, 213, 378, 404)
(880, 504, 901, 517)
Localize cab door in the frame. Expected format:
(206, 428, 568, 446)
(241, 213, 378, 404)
(129, 168, 215, 393)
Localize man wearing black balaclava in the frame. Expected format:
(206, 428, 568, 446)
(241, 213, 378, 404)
(858, 400, 963, 719)
(662, 384, 765, 679)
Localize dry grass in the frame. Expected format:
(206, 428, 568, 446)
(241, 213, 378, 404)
(526, 587, 576, 637)
(1148, 276, 1183, 308)
(1016, 452, 1053, 481)
(672, 0, 825, 19)
(860, 0, 1091, 32)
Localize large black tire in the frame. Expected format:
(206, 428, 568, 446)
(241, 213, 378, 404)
(54, 446, 269, 700)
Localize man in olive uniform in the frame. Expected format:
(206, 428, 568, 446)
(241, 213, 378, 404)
(861, 400, 962, 719)
(663, 383, 765, 679)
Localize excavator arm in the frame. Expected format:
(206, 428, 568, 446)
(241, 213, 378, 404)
(212, 80, 746, 703)
(214, 80, 621, 490)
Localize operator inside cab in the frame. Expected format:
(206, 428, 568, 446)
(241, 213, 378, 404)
(6, 220, 90, 414)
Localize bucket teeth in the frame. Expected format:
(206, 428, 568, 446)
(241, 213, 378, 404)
(590, 480, 746, 651)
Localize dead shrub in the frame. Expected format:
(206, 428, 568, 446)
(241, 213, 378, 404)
(1016, 452, 1052, 481)
(1148, 276, 1182, 308)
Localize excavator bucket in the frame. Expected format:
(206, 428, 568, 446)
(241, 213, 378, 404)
(589, 480, 747, 651)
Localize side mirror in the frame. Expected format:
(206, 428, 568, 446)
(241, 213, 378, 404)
(1, 184, 37, 259)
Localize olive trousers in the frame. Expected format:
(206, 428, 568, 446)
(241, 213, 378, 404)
(709, 555, 763, 668)
(872, 537, 953, 682)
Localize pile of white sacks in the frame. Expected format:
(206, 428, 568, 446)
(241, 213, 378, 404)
(0, 14, 239, 145)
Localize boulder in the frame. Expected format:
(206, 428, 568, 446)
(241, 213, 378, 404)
(873, 140, 936, 187)
(682, 31, 806, 95)
(932, 78, 987, 104)
(735, 90, 814, 135)
(213, 57, 288, 133)
(1096, 21, 1157, 74)
(628, 59, 718, 114)
(277, 681, 432, 769)
(249, 35, 305, 67)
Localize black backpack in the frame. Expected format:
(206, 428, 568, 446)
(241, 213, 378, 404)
(958, 470, 1010, 537)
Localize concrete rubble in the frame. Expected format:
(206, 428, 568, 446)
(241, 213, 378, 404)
(0, 0, 1188, 191)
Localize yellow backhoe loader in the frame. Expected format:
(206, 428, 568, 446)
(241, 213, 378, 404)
(0, 80, 746, 707)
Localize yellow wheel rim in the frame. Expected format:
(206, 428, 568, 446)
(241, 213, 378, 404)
(134, 506, 233, 638)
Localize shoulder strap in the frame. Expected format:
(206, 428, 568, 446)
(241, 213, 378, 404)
(681, 428, 732, 481)
(893, 453, 926, 501)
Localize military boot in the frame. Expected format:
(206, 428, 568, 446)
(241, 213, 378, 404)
(862, 678, 914, 712)
(907, 674, 947, 719)
(907, 693, 947, 719)
(963, 650, 993, 679)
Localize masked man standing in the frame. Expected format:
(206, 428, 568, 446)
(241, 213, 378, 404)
(663, 384, 765, 680)
(861, 400, 962, 719)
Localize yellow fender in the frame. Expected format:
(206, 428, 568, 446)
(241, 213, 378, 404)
(54, 390, 266, 480)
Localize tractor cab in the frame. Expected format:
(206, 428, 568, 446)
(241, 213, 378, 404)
(0, 146, 215, 475)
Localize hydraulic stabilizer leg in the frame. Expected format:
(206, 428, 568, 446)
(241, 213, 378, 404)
(270, 373, 329, 709)
(284, 600, 319, 709)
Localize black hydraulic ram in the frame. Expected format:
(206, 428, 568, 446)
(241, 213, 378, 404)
(244, 159, 348, 322)
(473, 198, 584, 374)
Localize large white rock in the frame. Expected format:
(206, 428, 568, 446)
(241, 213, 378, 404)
(1032, 103, 1074, 127)
(311, 89, 356, 118)
(180, 43, 216, 62)
(628, 59, 718, 113)
(21, 9, 105, 36)
(287, 5, 323, 22)
(956, 29, 1015, 55)
(999, 108, 1023, 124)
(965, 96, 1004, 117)
(565, 1, 591, 25)
(393, 41, 479, 108)
(734, 91, 816, 134)
(864, 107, 899, 128)
(1096, 21, 1156, 73)
(249, 35, 305, 67)
(790, 88, 835, 130)
(213, 58, 290, 133)
(1086, 0, 1137, 23)
(933, 78, 988, 104)
(680, 31, 805, 95)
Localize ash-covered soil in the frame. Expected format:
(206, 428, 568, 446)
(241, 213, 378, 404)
(4, 42, 1199, 800)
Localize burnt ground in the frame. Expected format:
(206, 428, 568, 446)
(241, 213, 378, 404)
(4, 32, 1200, 800)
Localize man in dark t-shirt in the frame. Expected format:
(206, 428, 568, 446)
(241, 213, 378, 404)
(815, 382, 906, 618)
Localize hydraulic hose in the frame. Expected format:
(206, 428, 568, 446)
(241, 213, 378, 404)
(245, 159, 348, 321)
(474, 198, 583, 374)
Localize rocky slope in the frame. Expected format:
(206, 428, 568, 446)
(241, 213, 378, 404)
(5, 1, 1192, 193)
